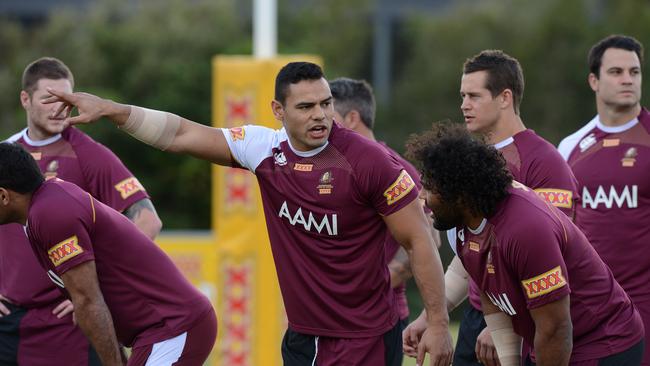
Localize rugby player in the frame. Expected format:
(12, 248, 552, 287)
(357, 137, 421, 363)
(0, 57, 161, 366)
(409, 121, 644, 366)
(559, 34, 650, 366)
(0, 142, 216, 366)
(43, 62, 453, 366)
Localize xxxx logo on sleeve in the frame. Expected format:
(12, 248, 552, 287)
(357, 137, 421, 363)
(229, 127, 246, 141)
(521, 266, 567, 299)
(114, 177, 145, 200)
(534, 189, 573, 209)
(48, 236, 84, 267)
(384, 170, 415, 205)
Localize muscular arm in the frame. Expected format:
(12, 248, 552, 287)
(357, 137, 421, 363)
(123, 198, 162, 239)
(44, 91, 234, 166)
(60, 261, 123, 366)
(383, 198, 452, 365)
(530, 295, 572, 366)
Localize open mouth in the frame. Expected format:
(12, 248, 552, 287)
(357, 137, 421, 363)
(308, 125, 328, 138)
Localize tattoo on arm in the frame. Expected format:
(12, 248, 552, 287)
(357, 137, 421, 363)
(123, 198, 157, 222)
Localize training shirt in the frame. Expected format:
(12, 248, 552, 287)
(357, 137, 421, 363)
(0, 127, 148, 307)
(460, 129, 579, 310)
(26, 179, 212, 347)
(456, 183, 643, 362)
(222, 123, 419, 338)
(559, 109, 650, 303)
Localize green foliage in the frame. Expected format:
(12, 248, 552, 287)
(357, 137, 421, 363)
(3, 0, 650, 229)
(384, 0, 650, 149)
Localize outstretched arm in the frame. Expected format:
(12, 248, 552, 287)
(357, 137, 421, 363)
(61, 261, 123, 366)
(44, 89, 233, 166)
(384, 199, 453, 366)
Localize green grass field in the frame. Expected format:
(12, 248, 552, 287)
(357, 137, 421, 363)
(402, 322, 459, 366)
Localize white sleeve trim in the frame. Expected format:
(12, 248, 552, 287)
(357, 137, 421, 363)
(220, 125, 287, 172)
(557, 116, 598, 161)
(4, 128, 27, 143)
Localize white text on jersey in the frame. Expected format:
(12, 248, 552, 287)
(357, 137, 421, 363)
(582, 185, 638, 209)
(278, 201, 338, 236)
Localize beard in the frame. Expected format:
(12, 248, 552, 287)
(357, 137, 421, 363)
(431, 208, 464, 231)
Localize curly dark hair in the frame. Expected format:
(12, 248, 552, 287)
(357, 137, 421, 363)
(405, 122, 512, 217)
(0, 143, 44, 194)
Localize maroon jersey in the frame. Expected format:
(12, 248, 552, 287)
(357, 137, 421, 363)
(559, 109, 650, 364)
(26, 179, 212, 347)
(457, 183, 643, 363)
(464, 129, 579, 310)
(381, 141, 423, 320)
(1, 127, 149, 308)
(223, 123, 419, 338)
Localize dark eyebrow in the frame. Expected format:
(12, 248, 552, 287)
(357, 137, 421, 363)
(295, 96, 332, 108)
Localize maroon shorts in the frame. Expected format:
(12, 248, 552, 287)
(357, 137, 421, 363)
(281, 321, 402, 366)
(128, 308, 217, 366)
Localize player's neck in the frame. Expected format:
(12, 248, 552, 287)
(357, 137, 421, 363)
(26, 123, 57, 142)
(465, 215, 485, 233)
(597, 102, 641, 127)
(484, 115, 526, 145)
(354, 125, 375, 141)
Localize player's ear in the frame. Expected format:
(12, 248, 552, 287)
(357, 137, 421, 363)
(0, 188, 10, 206)
(20, 90, 31, 108)
(588, 73, 599, 92)
(271, 100, 284, 123)
(346, 110, 362, 129)
(500, 89, 513, 110)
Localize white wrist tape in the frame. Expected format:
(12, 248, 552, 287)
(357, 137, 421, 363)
(484, 312, 522, 366)
(445, 256, 469, 311)
(120, 106, 181, 151)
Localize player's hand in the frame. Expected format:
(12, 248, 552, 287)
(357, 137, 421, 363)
(403, 314, 428, 357)
(0, 294, 13, 316)
(52, 299, 75, 319)
(43, 88, 109, 127)
(475, 327, 500, 366)
(416, 325, 453, 366)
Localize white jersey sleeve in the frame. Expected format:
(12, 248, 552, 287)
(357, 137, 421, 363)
(557, 116, 598, 161)
(4, 129, 25, 143)
(220, 125, 287, 172)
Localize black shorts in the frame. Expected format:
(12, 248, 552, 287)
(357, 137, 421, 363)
(453, 305, 486, 366)
(281, 321, 402, 366)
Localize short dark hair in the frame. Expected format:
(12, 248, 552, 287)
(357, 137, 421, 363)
(406, 122, 512, 217)
(329, 77, 376, 129)
(588, 35, 644, 77)
(0, 143, 44, 194)
(463, 50, 525, 115)
(22, 57, 74, 96)
(275, 62, 324, 105)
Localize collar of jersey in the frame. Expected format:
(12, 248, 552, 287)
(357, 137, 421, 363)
(286, 136, 329, 157)
(595, 116, 639, 134)
(493, 136, 515, 150)
(21, 128, 62, 147)
(467, 218, 487, 235)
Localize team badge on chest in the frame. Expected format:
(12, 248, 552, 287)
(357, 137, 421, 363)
(621, 147, 638, 167)
(317, 171, 334, 195)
